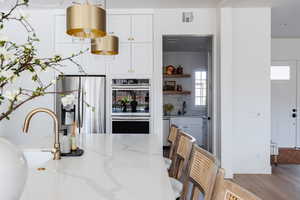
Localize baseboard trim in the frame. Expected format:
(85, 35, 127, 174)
(234, 165, 272, 175)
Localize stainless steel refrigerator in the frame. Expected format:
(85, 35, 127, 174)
(56, 75, 106, 134)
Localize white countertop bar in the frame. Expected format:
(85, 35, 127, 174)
(20, 134, 174, 200)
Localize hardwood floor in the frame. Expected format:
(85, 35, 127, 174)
(276, 148, 300, 164)
(234, 165, 300, 200)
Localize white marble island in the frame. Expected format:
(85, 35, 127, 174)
(20, 135, 174, 200)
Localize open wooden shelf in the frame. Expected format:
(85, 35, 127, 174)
(163, 74, 191, 78)
(163, 91, 191, 95)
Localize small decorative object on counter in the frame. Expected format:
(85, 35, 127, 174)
(166, 65, 176, 75)
(164, 104, 174, 116)
(61, 121, 84, 157)
(177, 84, 183, 92)
(61, 129, 71, 154)
(176, 65, 183, 74)
(71, 121, 78, 151)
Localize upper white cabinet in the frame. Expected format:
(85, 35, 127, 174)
(108, 14, 153, 76)
(131, 43, 153, 75)
(131, 15, 153, 43)
(54, 13, 153, 76)
(107, 15, 131, 43)
(109, 43, 152, 75)
(108, 14, 153, 43)
(108, 43, 131, 74)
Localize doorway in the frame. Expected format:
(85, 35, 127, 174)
(162, 35, 213, 152)
(271, 61, 299, 148)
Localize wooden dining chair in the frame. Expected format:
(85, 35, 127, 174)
(169, 131, 196, 199)
(180, 145, 219, 200)
(212, 168, 262, 200)
(165, 125, 179, 170)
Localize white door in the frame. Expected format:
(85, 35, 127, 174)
(131, 15, 153, 43)
(107, 15, 131, 43)
(131, 43, 153, 75)
(271, 61, 297, 147)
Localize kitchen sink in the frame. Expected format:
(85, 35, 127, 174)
(23, 150, 52, 169)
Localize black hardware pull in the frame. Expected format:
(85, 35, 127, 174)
(292, 113, 297, 118)
(293, 109, 297, 112)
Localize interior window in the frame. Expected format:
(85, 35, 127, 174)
(271, 66, 290, 80)
(195, 71, 207, 106)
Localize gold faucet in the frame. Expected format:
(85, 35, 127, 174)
(23, 108, 61, 160)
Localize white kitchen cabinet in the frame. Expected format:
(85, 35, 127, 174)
(109, 43, 153, 75)
(163, 119, 170, 146)
(107, 15, 131, 43)
(109, 43, 131, 74)
(170, 117, 204, 147)
(131, 43, 153, 75)
(131, 15, 153, 43)
(55, 43, 106, 75)
(108, 14, 153, 43)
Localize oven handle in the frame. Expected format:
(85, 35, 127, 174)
(112, 86, 150, 90)
(112, 117, 150, 121)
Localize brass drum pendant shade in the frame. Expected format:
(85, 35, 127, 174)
(66, 3, 106, 38)
(91, 35, 119, 55)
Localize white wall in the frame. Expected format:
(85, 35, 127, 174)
(0, 11, 56, 143)
(220, 7, 271, 176)
(272, 38, 300, 60)
(153, 8, 218, 155)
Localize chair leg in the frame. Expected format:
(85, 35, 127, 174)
(274, 155, 278, 166)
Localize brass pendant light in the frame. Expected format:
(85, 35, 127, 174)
(91, 35, 119, 55)
(66, 3, 106, 38)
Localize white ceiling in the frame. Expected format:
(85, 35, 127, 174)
(1, 0, 300, 37)
(271, 0, 300, 38)
(0, 0, 276, 9)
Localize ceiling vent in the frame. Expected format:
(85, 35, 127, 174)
(182, 12, 194, 23)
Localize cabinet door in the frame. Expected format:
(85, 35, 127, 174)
(131, 15, 153, 42)
(163, 119, 170, 146)
(108, 15, 131, 43)
(131, 43, 153, 75)
(88, 54, 106, 75)
(109, 43, 131, 75)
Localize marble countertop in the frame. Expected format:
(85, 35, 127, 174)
(20, 134, 175, 200)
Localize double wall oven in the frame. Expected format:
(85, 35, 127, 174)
(111, 79, 151, 134)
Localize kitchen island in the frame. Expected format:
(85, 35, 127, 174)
(20, 134, 174, 200)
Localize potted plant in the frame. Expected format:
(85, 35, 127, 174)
(0, 1, 84, 199)
(120, 96, 131, 112)
(164, 104, 174, 116)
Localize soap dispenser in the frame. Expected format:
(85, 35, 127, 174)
(61, 129, 71, 154)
